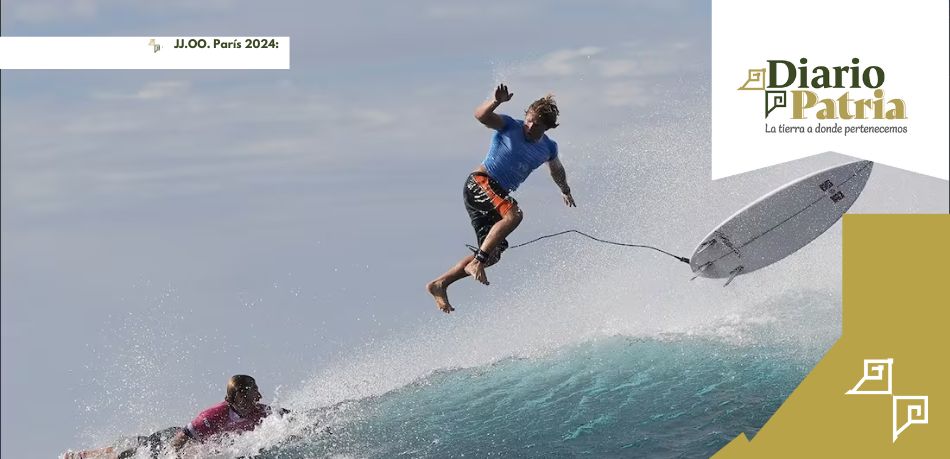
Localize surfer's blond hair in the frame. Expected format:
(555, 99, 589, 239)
(527, 94, 559, 129)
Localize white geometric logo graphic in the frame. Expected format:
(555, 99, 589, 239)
(846, 358, 893, 395)
(846, 358, 929, 442)
(893, 396, 929, 443)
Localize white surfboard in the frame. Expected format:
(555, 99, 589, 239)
(690, 160, 873, 285)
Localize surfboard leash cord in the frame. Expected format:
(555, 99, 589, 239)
(468, 229, 691, 264)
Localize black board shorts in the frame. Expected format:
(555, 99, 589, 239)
(464, 172, 516, 264)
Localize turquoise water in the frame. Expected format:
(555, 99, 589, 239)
(89, 290, 837, 458)
(261, 334, 825, 458)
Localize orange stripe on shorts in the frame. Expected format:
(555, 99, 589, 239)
(473, 175, 513, 216)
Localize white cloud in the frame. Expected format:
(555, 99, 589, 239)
(425, 4, 482, 19)
(601, 82, 649, 107)
(511, 42, 694, 84)
(598, 59, 641, 78)
(2, 78, 412, 216)
(11, 0, 98, 23)
(499, 42, 702, 115)
(519, 46, 605, 77)
(133, 81, 190, 100)
(597, 43, 696, 79)
(9, 0, 238, 24)
(2, 34, 703, 218)
(61, 114, 149, 134)
(236, 137, 319, 157)
(424, 2, 530, 20)
(93, 81, 191, 101)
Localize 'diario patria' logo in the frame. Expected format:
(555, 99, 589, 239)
(738, 58, 908, 136)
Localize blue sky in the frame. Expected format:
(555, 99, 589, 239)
(2, 1, 947, 458)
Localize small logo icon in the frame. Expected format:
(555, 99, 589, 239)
(846, 358, 893, 395)
(737, 68, 766, 91)
(846, 358, 928, 442)
(148, 39, 161, 53)
(893, 396, 928, 443)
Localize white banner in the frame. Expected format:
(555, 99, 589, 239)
(712, 0, 948, 180)
(0, 37, 289, 70)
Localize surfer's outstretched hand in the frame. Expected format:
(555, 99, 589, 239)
(494, 84, 513, 104)
(562, 191, 576, 207)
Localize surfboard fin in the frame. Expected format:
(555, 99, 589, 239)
(723, 266, 743, 287)
(695, 238, 717, 256)
(690, 261, 713, 280)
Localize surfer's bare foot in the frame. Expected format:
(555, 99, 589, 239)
(464, 259, 489, 285)
(426, 280, 455, 313)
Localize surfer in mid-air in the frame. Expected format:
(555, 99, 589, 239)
(427, 84, 576, 313)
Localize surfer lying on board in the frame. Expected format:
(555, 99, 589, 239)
(426, 84, 575, 313)
(169, 374, 289, 452)
(64, 375, 289, 459)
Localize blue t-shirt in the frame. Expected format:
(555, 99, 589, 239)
(482, 115, 558, 192)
